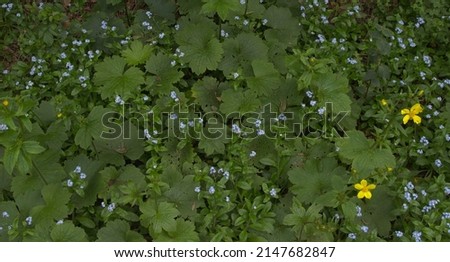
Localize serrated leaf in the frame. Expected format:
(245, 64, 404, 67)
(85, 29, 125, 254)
(313, 73, 351, 113)
(51, 223, 88, 241)
(154, 219, 199, 241)
(145, 52, 184, 95)
(94, 56, 144, 99)
(337, 130, 395, 174)
(201, 0, 240, 20)
(219, 89, 261, 115)
(140, 201, 180, 234)
(219, 33, 269, 75)
(288, 158, 346, 205)
(75, 106, 111, 149)
(97, 219, 146, 242)
(121, 41, 153, 65)
(247, 60, 280, 95)
(175, 21, 223, 74)
(144, 0, 177, 22)
(31, 184, 71, 225)
(191, 77, 227, 112)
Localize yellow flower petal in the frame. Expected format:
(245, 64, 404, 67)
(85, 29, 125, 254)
(360, 179, 368, 187)
(401, 109, 410, 115)
(367, 184, 376, 190)
(411, 103, 423, 114)
(412, 115, 421, 124)
(403, 114, 410, 124)
(355, 183, 363, 190)
(364, 191, 372, 199)
(357, 191, 365, 199)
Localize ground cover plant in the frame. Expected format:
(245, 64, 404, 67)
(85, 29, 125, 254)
(0, 0, 449, 242)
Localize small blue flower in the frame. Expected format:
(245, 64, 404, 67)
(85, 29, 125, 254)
(208, 186, 215, 194)
(395, 231, 403, 237)
(348, 233, 356, 240)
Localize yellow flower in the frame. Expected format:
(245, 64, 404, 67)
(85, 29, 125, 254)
(354, 179, 376, 199)
(57, 112, 63, 118)
(387, 167, 393, 172)
(2, 100, 8, 107)
(380, 99, 388, 106)
(401, 103, 423, 125)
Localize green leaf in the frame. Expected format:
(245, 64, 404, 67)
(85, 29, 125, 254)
(198, 126, 229, 155)
(94, 56, 144, 99)
(144, 0, 177, 22)
(313, 73, 351, 113)
(164, 175, 203, 218)
(75, 106, 111, 149)
(145, 52, 184, 95)
(288, 158, 347, 205)
(175, 21, 223, 74)
(337, 130, 395, 174)
(191, 77, 228, 112)
(140, 201, 180, 234)
(121, 41, 153, 65)
(22, 141, 46, 155)
(31, 184, 71, 225)
(219, 33, 269, 75)
(3, 142, 20, 174)
(51, 223, 88, 241)
(219, 89, 261, 115)
(200, 0, 240, 20)
(97, 220, 146, 242)
(154, 219, 199, 241)
(246, 60, 281, 95)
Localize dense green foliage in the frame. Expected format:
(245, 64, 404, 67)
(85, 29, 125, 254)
(0, 0, 449, 242)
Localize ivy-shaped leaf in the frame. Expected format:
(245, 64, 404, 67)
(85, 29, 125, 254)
(93, 56, 144, 99)
(121, 41, 153, 65)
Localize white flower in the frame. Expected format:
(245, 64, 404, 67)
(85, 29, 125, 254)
(115, 95, 125, 105)
(101, 20, 108, 30)
(232, 124, 241, 134)
(25, 216, 32, 226)
(262, 18, 268, 25)
(306, 90, 314, 98)
(159, 32, 165, 39)
(249, 151, 256, 158)
(223, 171, 230, 180)
(348, 233, 356, 240)
(257, 129, 265, 136)
(2, 211, 9, 218)
(356, 206, 362, 217)
(318, 107, 325, 115)
(208, 186, 215, 194)
(209, 166, 216, 174)
(79, 173, 86, 179)
(435, 159, 442, 168)
(240, 0, 246, 5)
(174, 24, 180, 30)
(56, 220, 64, 225)
(412, 231, 422, 242)
(74, 166, 81, 173)
(143, 129, 152, 140)
(395, 231, 403, 237)
(269, 188, 277, 197)
(194, 186, 201, 193)
(310, 100, 317, 106)
(0, 124, 8, 131)
(360, 226, 369, 233)
(107, 203, 116, 212)
(67, 179, 74, 187)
